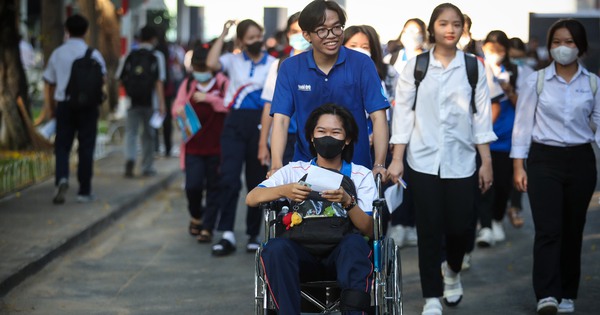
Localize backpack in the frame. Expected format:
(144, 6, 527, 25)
(65, 48, 104, 109)
(120, 49, 159, 106)
(536, 67, 598, 97)
(413, 52, 479, 113)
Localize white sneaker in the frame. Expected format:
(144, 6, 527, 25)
(476, 227, 495, 247)
(537, 297, 558, 315)
(405, 226, 418, 246)
(442, 262, 463, 307)
(388, 225, 406, 248)
(421, 298, 442, 315)
(558, 299, 574, 313)
(491, 220, 506, 242)
(461, 253, 471, 271)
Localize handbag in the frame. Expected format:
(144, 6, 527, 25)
(273, 172, 358, 257)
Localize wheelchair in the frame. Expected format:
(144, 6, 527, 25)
(254, 174, 403, 314)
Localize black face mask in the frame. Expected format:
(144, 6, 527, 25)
(246, 41, 263, 55)
(313, 136, 345, 159)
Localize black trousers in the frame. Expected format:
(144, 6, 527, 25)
(184, 154, 220, 221)
(478, 151, 514, 228)
(204, 110, 267, 237)
(407, 165, 477, 298)
(54, 102, 99, 195)
(527, 143, 596, 300)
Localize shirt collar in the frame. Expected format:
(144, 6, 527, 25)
(138, 43, 155, 50)
(546, 61, 588, 82)
(66, 38, 86, 45)
(306, 46, 346, 70)
(429, 46, 463, 70)
(310, 158, 352, 177)
(242, 51, 269, 65)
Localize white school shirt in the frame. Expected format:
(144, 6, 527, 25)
(390, 48, 497, 179)
(258, 160, 377, 215)
(510, 62, 600, 159)
(43, 38, 107, 102)
(219, 51, 275, 109)
(260, 58, 280, 102)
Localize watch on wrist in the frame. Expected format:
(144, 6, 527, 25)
(344, 194, 357, 211)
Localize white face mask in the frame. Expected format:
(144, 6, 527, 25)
(485, 53, 504, 66)
(350, 47, 371, 57)
(550, 45, 579, 65)
(400, 32, 424, 51)
(457, 36, 471, 50)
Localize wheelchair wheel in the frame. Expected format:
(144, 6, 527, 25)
(377, 237, 403, 315)
(255, 248, 277, 315)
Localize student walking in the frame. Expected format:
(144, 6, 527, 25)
(43, 14, 106, 204)
(511, 19, 600, 315)
(388, 3, 496, 314)
(117, 25, 166, 178)
(171, 44, 229, 243)
(205, 19, 276, 256)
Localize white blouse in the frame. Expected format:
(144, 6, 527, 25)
(390, 48, 497, 178)
(510, 62, 600, 159)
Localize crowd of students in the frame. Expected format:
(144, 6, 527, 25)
(72, 1, 595, 314)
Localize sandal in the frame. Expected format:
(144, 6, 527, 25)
(508, 207, 524, 228)
(188, 221, 203, 236)
(197, 230, 213, 243)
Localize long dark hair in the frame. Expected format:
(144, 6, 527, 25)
(484, 30, 518, 89)
(427, 3, 464, 44)
(343, 25, 387, 81)
(305, 103, 358, 163)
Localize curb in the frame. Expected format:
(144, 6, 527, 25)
(0, 169, 182, 297)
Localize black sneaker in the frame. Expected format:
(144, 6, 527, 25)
(212, 239, 236, 256)
(124, 160, 134, 178)
(246, 237, 260, 252)
(52, 179, 69, 204)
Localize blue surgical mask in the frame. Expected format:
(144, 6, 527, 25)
(289, 33, 311, 51)
(193, 71, 213, 83)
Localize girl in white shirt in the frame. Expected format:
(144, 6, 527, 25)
(511, 19, 600, 315)
(387, 4, 496, 315)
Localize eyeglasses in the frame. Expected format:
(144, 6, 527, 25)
(313, 25, 344, 39)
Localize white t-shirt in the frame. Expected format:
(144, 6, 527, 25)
(258, 160, 377, 215)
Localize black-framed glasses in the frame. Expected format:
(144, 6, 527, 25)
(313, 25, 344, 39)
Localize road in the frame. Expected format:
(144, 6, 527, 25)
(1, 176, 599, 315)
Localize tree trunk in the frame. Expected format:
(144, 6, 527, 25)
(41, 0, 64, 66)
(0, 0, 52, 150)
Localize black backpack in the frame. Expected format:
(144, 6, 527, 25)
(120, 49, 159, 106)
(413, 52, 479, 113)
(65, 48, 104, 109)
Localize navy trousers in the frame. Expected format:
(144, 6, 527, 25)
(54, 102, 98, 195)
(261, 234, 373, 315)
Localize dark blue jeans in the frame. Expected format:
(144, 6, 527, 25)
(54, 102, 98, 195)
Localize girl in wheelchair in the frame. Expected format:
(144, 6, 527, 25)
(246, 103, 378, 314)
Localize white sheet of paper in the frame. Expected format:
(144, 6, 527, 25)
(149, 111, 165, 129)
(384, 183, 404, 213)
(305, 166, 343, 192)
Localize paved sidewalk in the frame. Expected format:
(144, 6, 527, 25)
(0, 151, 182, 296)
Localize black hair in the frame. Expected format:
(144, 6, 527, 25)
(140, 25, 158, 42)
(185, 43, 214, 93)
(427, 3, 464, 44)
(509, 37, 527, 52)
(343, 25, 387, 81)
(298, 0, 347, 32)
(286, 12, 302, 33)
(484, 30, 518, 88)
(236, 19, 263, 41)
(305, 103, 358, 163)
(546, 18, 588, 57)
(65, 14, 88, 37)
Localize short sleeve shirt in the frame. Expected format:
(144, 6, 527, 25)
(220, 51, 275, 110)
(271, 47, 390, 168)
(258, 159, 377, 216)
(43, 38, 107, 102)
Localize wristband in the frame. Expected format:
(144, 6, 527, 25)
(373, 164, 386, 169)
(344, 194, 357, 211)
